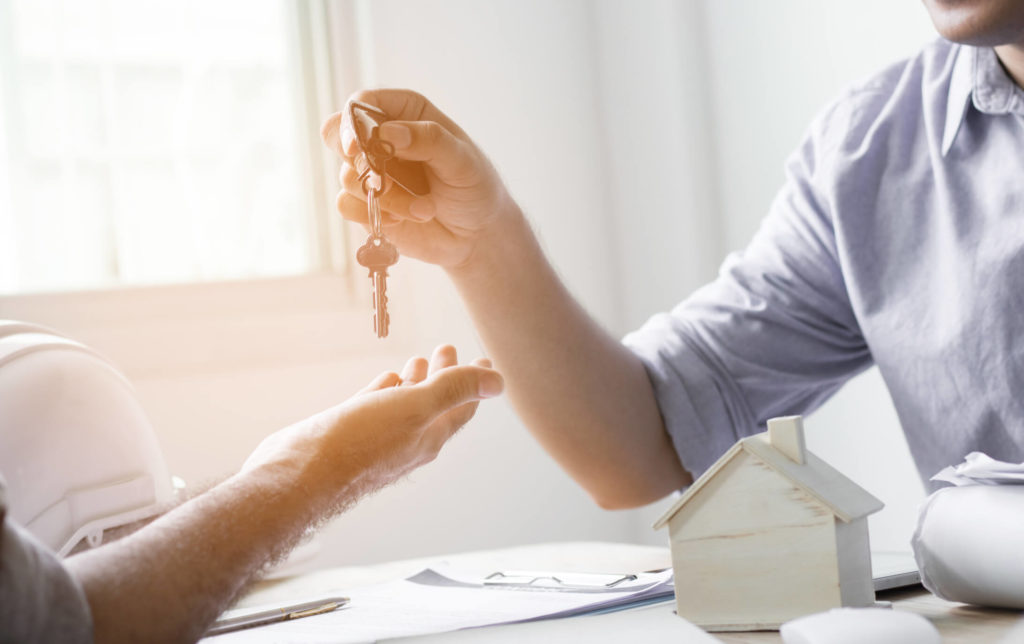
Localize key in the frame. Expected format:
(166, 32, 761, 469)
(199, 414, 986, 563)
(355, 186, 398, 338)
(356, 232, 398, 338)
(347, 99, 430, 339)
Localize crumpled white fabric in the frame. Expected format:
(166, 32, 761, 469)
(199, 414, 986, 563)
(912, 452, 1024, 609)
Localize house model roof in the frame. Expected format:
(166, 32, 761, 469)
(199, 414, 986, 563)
(653, 416, 883, 530)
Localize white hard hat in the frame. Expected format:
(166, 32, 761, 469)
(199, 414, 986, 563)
(0, 321, 176, 556)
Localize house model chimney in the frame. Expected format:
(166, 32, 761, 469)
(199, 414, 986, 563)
(767, 415, 807, 464)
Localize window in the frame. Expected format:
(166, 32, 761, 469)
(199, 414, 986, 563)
(0, 0, 341, 295)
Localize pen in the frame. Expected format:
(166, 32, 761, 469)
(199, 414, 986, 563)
(204, 596, 350, 636)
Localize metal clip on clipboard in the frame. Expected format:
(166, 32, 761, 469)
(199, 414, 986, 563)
(483, 571, 639, 591)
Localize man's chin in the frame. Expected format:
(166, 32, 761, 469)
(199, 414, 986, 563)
(922, 0, 1024, 47)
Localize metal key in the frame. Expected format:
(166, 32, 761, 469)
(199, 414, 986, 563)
(348, 100, 417, 338)
(355, 186, 398, 338)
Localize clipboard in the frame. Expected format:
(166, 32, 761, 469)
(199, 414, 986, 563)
(483, 570, 640, 591)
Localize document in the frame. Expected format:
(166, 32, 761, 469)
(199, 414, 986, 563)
(402, 602, 722, 644)
(202, 565, 674, 643)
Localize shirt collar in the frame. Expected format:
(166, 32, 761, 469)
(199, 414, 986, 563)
(942, 45, 1024, 156)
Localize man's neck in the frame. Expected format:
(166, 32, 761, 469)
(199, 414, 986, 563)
(995, 43, 1024, 88)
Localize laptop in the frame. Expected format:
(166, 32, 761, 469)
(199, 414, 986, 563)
(872, 551, 921, 591)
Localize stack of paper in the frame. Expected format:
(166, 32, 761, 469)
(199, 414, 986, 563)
(203, 566, 674, 643)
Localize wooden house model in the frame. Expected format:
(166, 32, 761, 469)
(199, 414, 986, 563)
(653, 415, 883, 631)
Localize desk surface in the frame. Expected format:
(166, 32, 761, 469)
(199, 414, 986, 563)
(239, 541, 1022, 643)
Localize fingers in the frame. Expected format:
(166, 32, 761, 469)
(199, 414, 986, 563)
(377, 121, 480, 187)
(419, 353, 495, 447)
(428, 344, 457, 376)
(346, 89, 470, 141)
(336, 191, 405, 229)
(321, 89, 479, 192)
(336, 191, 371, 226)
(366, 351, 501, 431)
(409, 364, 501, 454)
(425, 357, 493, 442)
(358, 371, 401, 395)
(400, 357, 429, 386)
(339, 163, 427, 222)
(320, 112, 346, 158)
(365, 354, 497, 402)
(361, 355, 500, 468)
(321, 89, 465, 157)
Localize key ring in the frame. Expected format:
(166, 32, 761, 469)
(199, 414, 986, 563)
(367, 186, 384, 239)
(365, 138, 394, 175)
(358, 135, 394, 196)
(359, 170, 382, 197)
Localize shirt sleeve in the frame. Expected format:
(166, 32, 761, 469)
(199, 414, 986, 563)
(623, 101, 874, 479)
(0, 491, 93, 644)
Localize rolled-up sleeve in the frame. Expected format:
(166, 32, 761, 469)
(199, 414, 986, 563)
(623, 101, 874, 479)
(0, 483, 93, 644)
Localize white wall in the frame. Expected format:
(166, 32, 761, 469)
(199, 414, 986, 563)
(591, 0, 725, 331)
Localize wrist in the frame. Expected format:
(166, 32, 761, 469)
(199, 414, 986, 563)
(446, 197, 536, 285)
(234, 444, 363, 522)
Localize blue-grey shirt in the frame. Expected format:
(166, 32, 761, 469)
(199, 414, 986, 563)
(624, 40, 1024, 485)
(0, 475, 93, 643)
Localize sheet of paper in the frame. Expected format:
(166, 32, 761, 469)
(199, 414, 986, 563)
(400, 602, 722, 644)
(201, 566, 673, 644)
(931, 452, 1024, 486)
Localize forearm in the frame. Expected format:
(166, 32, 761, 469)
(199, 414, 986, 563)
(65, 462, 345, 644)
(66, 484, 213, 557)
(62, 347, 502, 643)
(448, 204, 691, 508)
(322, 90, 687, 506)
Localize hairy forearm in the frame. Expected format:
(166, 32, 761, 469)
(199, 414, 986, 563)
(61, 346, 502, 643)
(65, 463, 348, 644)
(448, 205, 691, 508)
(67, 483, 215, 557)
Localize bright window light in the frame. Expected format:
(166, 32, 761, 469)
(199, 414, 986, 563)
(0, 0, 327, 294)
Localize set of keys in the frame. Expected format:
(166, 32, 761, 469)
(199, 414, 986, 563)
(348, 101, 429, 338)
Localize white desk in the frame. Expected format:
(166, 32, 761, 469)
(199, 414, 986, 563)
(236, 541, 1022, 643)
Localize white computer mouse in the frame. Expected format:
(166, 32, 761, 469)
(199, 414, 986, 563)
(780, 607, 941, 644)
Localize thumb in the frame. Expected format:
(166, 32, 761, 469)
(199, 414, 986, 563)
(416, 365, 504, 412)
(378, 121, 480, 187)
